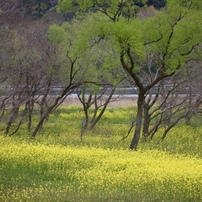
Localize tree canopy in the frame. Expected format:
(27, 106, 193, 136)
(57, 0, 202, 149)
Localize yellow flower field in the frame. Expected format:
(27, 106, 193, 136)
(0, 135, 201, 202)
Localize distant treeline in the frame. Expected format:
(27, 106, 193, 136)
(0, 0, 166, 20)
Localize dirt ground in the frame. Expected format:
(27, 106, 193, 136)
(61, 95, 138, 107)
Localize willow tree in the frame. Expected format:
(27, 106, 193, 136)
(57, 0, 202, 149)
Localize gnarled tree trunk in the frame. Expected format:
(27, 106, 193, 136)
(129, 93, 145, 150)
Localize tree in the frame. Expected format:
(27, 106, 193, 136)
(78, 80, 124, 139)
(48, 16, 125, 138)
(57, 0, 202, 149)
(0, 18, 57, 135)
(0, 3, 65, 136)
(143, 68, 202, 141)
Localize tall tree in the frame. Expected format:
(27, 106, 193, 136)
(57, 0, 202, 149)
(47, 16, 125, 138)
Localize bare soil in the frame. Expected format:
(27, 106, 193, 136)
(61, 95, 138, 107)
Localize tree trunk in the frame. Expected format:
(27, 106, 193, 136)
(31, 113, 48, 138)
(5, 105, 20, 135)
(129, 93, 145, 150)
(142, 103, 150, 141)
(31, 85, 77, 138)
(89, 87, 116, 130)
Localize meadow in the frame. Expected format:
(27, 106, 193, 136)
(0, 106, 202, 201)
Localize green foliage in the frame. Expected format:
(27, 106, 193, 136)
(167, 0, 202, 10)
(47, 20, 96, 84)
(47, 13, 124, 86)
(48, 18, 93, 58)
(57, 0, 94, 13)
(57, 0, 202, 77)
(57, 0, 72, 13)
(47, 24, 67, 45)
(142, 1, 202, 74)
(57, 0, 146, 19)
(51, 0, 202, 150)
(112, 18, 145, 58)
(30, 2, 48, 16)
(77, 0, 94, 11)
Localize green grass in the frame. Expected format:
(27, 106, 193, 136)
(0, 105, 202, 201)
